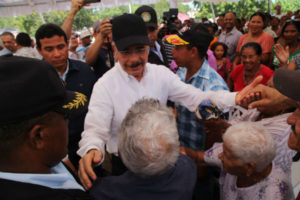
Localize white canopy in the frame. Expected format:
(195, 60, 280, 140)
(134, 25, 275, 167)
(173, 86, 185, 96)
(0, 0, 235, 17)
(0, 0, 160, 17)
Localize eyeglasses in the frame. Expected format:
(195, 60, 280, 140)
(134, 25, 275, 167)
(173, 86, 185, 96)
(241, 54, 258, 60)
(119, 47, 150, 56)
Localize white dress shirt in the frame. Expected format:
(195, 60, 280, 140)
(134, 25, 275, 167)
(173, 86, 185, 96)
(77, 62, 236, 158)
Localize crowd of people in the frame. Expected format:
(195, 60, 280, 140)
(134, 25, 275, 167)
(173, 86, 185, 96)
(0, 0, 300, 199)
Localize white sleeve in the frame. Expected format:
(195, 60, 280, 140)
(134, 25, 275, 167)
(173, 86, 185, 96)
(77, 80, 113, 158)
(165, 68, 237, 111)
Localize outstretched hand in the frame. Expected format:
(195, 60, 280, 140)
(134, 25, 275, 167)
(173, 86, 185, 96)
(235, 75, 263, 107)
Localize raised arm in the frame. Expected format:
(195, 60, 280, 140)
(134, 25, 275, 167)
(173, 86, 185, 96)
(61, 0, 85, 40)
(85, 20, 112, 65)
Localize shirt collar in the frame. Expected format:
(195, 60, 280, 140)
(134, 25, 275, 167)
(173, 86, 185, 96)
(223, 27, 237, 35)
(177, 59, 210, 81)
(59, 60, 69, 81)
(0, 162, 84, 191)
(151, 41, 161, 52)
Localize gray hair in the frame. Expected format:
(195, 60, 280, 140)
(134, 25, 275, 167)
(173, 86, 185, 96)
(223, 122, 276, 172)
(92, 20, 101, 33)
(118, 98, 179, 177)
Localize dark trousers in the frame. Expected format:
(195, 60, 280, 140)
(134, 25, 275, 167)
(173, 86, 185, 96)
(193, 167, 220, 200)
(111, 155, 127, 175)
(94, 154, 127, 178)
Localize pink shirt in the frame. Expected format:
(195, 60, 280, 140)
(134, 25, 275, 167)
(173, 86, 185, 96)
(236, 32, 274, 54)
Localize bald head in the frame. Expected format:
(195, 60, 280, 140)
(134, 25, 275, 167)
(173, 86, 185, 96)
(224, 12, 236, 32)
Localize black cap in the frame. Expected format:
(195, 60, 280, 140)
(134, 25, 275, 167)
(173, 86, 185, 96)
(274, 68, 300, 101)
(135, 5, 158, 29)
(112, 13, 150, 51)
(0, 56, 88, 125)
(165, 23, 213, 52)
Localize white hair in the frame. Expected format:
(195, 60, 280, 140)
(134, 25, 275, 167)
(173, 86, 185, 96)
(118, 98, 179, 177)
(223, 122, 276, 172)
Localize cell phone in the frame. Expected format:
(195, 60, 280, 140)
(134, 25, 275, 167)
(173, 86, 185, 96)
(84, 0, 101, 4)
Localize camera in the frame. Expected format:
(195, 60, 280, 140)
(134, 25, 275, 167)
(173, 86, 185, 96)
(84, 0, 101, 4)
(163, 8, 178, 25)
(158, 8, 179, 39)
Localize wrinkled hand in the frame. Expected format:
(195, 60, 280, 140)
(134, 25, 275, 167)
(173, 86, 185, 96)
(179, 146, 187, 155)
(274, 44, 289, 65)
(201, 118, 231, 149)
(266, 76, 274, 88)
(78, 149, 103, 190)
(239, 84, 287, 110)
(236, 75, 263, 107)
(180, 147, 205, 165)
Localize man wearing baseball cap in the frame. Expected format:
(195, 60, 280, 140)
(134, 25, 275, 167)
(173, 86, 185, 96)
(77, 13, 262, 190)
(0, 56, 90, 199)
(166, 23, 229, 200)
(76, 29, 92, 61)
(135, 5, 169, 68)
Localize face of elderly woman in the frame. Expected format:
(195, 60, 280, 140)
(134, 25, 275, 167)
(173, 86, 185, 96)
(218, 142, 249, 176)
(249, 15, 264, 35)
(287, 108, 300, 152)
(241, 47, 260, 71)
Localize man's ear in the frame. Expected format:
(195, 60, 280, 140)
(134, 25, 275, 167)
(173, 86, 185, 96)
(246, 162, 256, 176)
(112, 44, 118, 59)
(27, 125, 46, 150)
(191, 46, 198, 58)
(37, 47, 43, 56)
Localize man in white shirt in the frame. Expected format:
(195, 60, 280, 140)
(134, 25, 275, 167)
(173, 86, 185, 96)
(77, 13, 262, 190)
(273, 4, 284, 19)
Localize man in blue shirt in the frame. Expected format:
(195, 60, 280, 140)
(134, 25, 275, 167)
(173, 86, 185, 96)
(168, 23, 229, 200)
(35, 23, 97, 169)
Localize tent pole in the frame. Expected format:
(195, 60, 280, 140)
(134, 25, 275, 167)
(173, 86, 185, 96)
(39, 12, 46, 24)
(170, 0, 177, 8)
(209, 2, 216, 22)
(128, 0, 132, 13)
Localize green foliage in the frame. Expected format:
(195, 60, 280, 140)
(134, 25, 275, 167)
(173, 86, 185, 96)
(193, 0, 299, 21)
(0, 0, 299, 36)
(194, 0, 269, 20)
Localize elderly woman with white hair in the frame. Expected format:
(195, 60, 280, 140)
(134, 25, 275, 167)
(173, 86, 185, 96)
(89, 98, 197, 200)
(182, 122, 294, 200)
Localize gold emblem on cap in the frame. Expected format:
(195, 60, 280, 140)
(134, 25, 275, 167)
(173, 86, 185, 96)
(63, 92, 87, 110)
(141, 12, 151, 22)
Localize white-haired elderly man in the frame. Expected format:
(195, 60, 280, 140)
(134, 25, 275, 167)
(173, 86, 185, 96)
(89, 98, 197, 200)
(182, 122, 294, 200)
